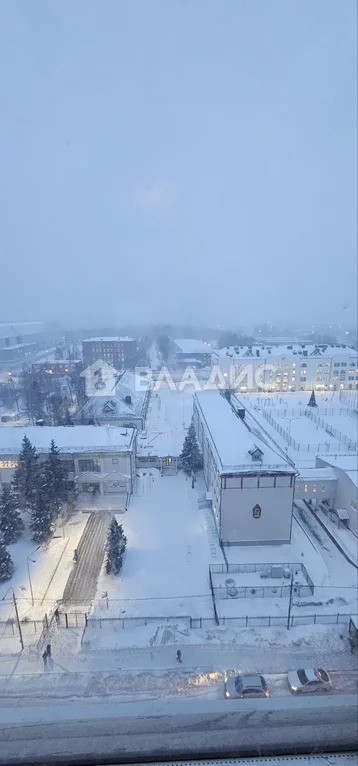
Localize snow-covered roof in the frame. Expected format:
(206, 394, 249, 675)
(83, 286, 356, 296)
(0, 342, 35, 351)
(0, 425, 136, 454)
(83, 336, 135, 343)
(174, 339, 212, 354)
(32, 357, 82, 365)
(217, 343, 356, 360)
(75, 369, 149, 422)
(317, 457, 358, 487)
(194, 390, 294, 474)
(0, 321, 45, 340)
(297, 467, 337, 481)
(335, 508, 350, 520)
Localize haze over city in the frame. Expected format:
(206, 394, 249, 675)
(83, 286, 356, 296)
(0, 0, 356, 328)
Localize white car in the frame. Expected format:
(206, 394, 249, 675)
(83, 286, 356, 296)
(288, 668, 332, 694)
(225, 673, 269, 699)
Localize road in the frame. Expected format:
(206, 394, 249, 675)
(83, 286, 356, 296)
(0, 695, 357, 764)
(62, 511, 111, 604)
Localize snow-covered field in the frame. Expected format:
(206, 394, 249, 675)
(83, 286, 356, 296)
(138, 387, 194, 457)
(93, 469, 222, 620)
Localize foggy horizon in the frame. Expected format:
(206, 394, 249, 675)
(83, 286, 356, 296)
(1, 0, 357, 329)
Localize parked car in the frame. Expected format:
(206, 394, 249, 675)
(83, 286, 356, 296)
(224, 673, 269, 699)
(287, 668, 332, 693)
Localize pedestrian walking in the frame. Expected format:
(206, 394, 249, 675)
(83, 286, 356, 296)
(46, 643, 51, 658)
(54, 608, 60, 624)
(176, 649, 182, 663)
(42, 650, 48, 668)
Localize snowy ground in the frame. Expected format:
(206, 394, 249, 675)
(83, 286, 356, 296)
(93, 469, 222, 620)
(138, 387, 194, 457)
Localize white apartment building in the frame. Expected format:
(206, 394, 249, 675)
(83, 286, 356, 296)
(193, 391, 296, 545)
(214, 344, 358, 393)
(0, 426, 137, 509)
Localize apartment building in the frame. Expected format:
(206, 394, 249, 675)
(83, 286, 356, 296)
(193, 390, 296, 545)
(82, 337, 137, 370)
(214, 344, 358, 392)
(0, 321, 48, 363)
(0, 426, 137, 508)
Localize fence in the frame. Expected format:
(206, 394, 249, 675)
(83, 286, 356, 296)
(262, 407, 357, 453)
(209, 562, 314, 598)
(83, 612, 352, 631)
(305, 408, 357, 451)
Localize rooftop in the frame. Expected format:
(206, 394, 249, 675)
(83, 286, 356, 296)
(0, 425, 136, 454)
(174, 338, 212, 354)
(83, 336, 135, 343)
(217, 343, 356, 359)
(0, 322, 45, 340)
(194, 390, 293, 474)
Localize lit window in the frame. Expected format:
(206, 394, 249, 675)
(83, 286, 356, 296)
(0, 460, 19, 469)
(295, 484, 300, 492)
(304, 484, 308, 493)
(313, 484, 316, 492)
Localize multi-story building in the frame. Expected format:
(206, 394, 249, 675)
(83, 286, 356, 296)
(0, 321, 48, 364)
(74, 370, 150, 430)
(193, 390, 296, 545)
(82, 337, 137, 370)
(214, 344, 358, 392)
(0, 425, 136, 508)
(32, 358, 82, 376)
(172, 339, 213, 367)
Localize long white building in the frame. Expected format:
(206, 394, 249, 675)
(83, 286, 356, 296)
(214, 343, 358, 393)
(0, 426, 137, 509)
(193, 391, 296, 546)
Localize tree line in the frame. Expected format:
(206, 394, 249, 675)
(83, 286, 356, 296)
(0, 436, 75, 581)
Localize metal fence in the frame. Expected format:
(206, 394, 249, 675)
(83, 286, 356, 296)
(305, 408, 357, 451)
(83, 611, 351, 631)
(262, 407, 356, 453)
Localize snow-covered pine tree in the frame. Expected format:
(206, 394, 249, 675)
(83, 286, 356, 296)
(43, 439, 71, 519)
(30, 492, 53, 543)
(307, 390, 318, 407)
(0, 536, 14, 582)
(105, 518, 127, 575)
(0, 486, 24, 544)
(179, 420, 203, 475)
(12, 436, 42, 511)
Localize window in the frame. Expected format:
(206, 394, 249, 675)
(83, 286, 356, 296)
(112, 458, 119, 464)
(252, 504, 262, 519)
(321, 484, 326, 492)
(166, 457, 172, 466)
(78, 458, 101, 473)
(312, 484, 316, 492)
(301, 363, 307, 368)
(304, 483, 308, 492)
(295, 484, 300, 491)
(0, 460, 19, 469)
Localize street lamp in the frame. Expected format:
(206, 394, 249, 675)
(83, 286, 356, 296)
(1, 587, 24, 650)
(27, 545, 40, 607)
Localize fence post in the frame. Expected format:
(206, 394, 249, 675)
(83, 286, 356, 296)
(85, 614, 88, 627)
(44, 613, 49, 630)
(314, 613, 317, 624)
(337, 612, 339, 624)
(34, 621, 37, 633)
(99, 618, 102, 629)
(268, 615, 271, 626)
(75, 613, 78, 628)
(246, 615, 248, 627)
(65, 613, 68, 629)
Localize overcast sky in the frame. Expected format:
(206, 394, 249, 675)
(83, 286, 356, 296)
(0, 0, 356, 329)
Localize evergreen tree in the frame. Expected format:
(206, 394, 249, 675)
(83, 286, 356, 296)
(180, 420, 203, 475)
(12, 436, 42, 511)
(43, 440, 71, 519)
(0, 536, 14, 582)
(105, 518, 127, 574)
(307, 390, 318, 407)
(0, 487, 24, 544)
(30, 492, 53, 542)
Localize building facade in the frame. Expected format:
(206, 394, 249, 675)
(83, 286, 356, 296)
(0, 425, 137, 509)
(215, 344, 358, 392)
(193, 391, 296, 545)
(0, 322, 48, 364)
(82, 337, 137, 370)
(173, 339, 213, 367)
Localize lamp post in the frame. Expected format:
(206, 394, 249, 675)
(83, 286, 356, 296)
(27, 545, 40, 607)
(2, 588, 24, 650)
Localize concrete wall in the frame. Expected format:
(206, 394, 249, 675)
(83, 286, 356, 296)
(220, 476, 294, 544)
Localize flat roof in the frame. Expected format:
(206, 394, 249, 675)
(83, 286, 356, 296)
(83, 337, 135, 343)
(217, 343, 356, 359)
(194, 390, 293, 474)
(175, 338, 212, 354)
(0, 425, 136, 454)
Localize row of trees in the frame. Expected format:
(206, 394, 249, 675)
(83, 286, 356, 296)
(106, 518, 127, 575)
(0, 368, 86, 426)
(0, 437, 75, 581)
